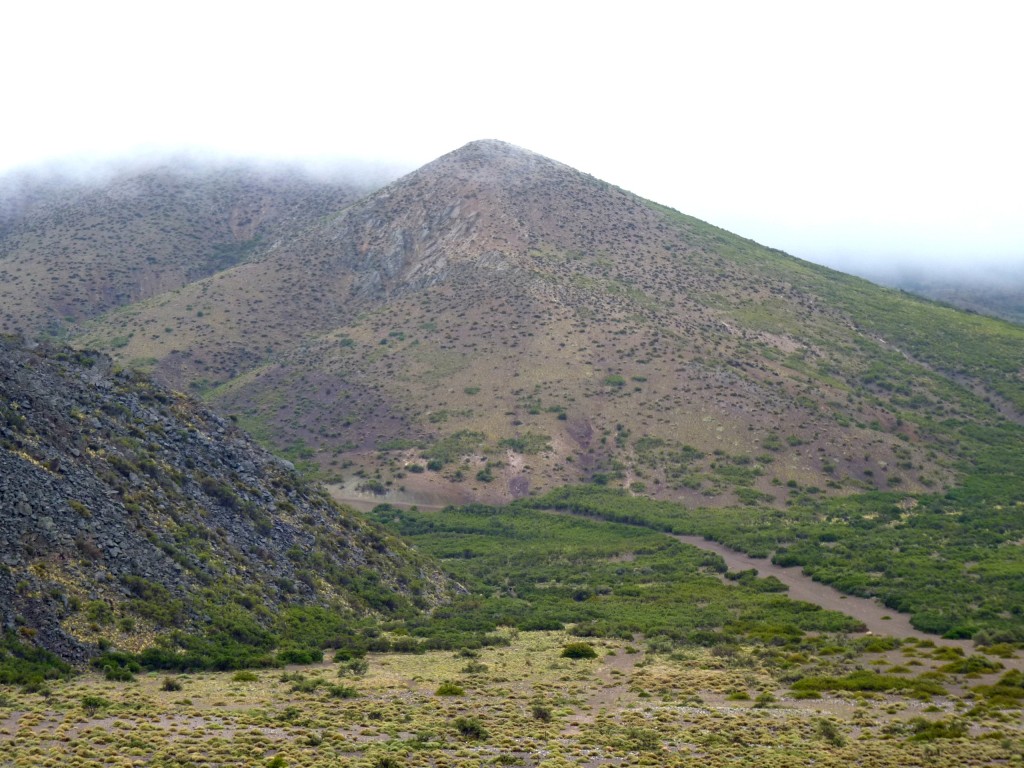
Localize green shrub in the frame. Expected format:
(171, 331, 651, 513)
(792, 670, 945, 697)
(161, 676, 183, 691)
(340, 658, 369, 677)
(326, 684, 359, 699)
(561, 642, 598, 659)
(435, 681, 465, 696)
(815, 717, 845, 747)
(453, 715, 488, 740)
(277, 646, 323, 665)
(624, 727, 660, 751)
(0, 632, 72, 686)
(104, 666, 134, 682)
(940, 655, 1002, 675)
(81, 695, 110, 716)
(886, 717, 968, 741)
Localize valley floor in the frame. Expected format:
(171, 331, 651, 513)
(2, 631, 1022, 767)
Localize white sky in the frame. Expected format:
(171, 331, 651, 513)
(3, 1, 1021, 272)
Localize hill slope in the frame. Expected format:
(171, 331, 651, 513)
(0, 335, 452, 662)
(73, 140, 1024, 508)
(68, 143, 1019, 512)
(0, 161, 380, 338)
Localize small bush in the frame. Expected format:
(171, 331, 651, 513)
(326, 684, 359, 699)
(625, 727, 660, 751)
(531, 703, 552, 722)
(940, 655, 1002, 675)
(104, 665, 135, 682)
(435, 681, 465, 696)
(889, 717, 969, 741)
(161, 676, 183, 691)
(277, 646, 323, 665)
(81, 695, 110, 716)
(288, 676, 324, 694)
(340, 658, 369, 677)
(816, 717, 846, 747)
(453, 715, 488, 740)
(561, 642, 598, 659)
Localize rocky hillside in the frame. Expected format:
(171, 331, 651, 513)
(72, 141, 1024, 510)
(0, 335, 452, 662)
(0, 161, 380, 337)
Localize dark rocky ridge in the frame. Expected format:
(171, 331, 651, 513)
(0, 335, 452, 661)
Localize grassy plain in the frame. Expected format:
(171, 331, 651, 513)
(2, 631, 1022, 767)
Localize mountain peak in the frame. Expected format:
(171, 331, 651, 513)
(449, 138, 539, 158)
(415, 139, 566, 183)
(49, 139, 1024, 514)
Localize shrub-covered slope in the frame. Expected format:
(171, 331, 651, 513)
(74, 140, 1024, 509)
(0, 335, 452, 662)
(0, 161, 378, 337)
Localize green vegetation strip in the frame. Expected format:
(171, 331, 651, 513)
(368, 503, 862, 651)
(521, 485, 1024, 641)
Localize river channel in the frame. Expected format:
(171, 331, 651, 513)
(329, 486, 975, 649)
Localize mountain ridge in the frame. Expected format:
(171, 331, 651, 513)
(4, 140, 1022, 511)
(0, 160, 382, 338)
(0, 334, 453, 662)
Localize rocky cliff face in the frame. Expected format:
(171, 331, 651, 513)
(0, 335, 452, 661)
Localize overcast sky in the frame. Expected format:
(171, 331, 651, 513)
(3, 1, 1021, 274)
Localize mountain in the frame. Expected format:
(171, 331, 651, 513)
(9, 140, 1024, 512)
(0, 160, 382, 338)
(0, 334, 452, 662)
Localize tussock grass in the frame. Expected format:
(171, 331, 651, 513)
(2, 631, 1020, 766)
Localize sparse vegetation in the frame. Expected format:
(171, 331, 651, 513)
(4, 137, 1024, 768)
(1, 630, 1019, 766)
